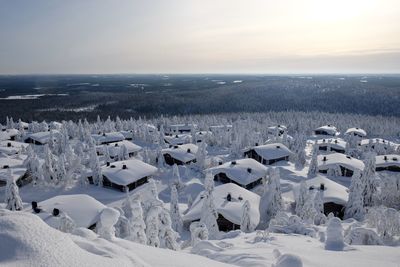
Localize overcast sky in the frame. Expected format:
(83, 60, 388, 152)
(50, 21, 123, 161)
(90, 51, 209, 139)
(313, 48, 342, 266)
(1, 0, 399, 74)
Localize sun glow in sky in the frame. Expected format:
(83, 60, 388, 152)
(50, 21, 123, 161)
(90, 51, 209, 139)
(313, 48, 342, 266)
(0, 0, 399, 74)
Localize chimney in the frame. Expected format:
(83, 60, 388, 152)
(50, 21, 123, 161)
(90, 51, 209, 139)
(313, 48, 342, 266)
(3, 165, 9, 169)
(227, 193, 232, 201)
(106, 162, 110, 167)
(323, 139, 326, 142)
(320, 183, 325, 190)
(187, 148, 191, 153)
(384, 155, 387, 160)
(103, 133, 106, 136)
(32, 201, 38, 209)
(255, 142, 259, 146)
(247, 168, 252, 173)
(7, 142, 11, 147)
(238, 196, 243, 201)
(231, 161, 237, 165)
(276, 145, 281, 149)
(53, 208, 60, 217)
(323, 156, 327, 162)
(219, 161, 223, 165)
(174, 145, 179, 149)
(122, 164, 127, 169)
(115, 143, 118, 147)
(277, 124, 281, 127)
(334, 140, 338, 144)
(309, 186, 314, 190)
(110, 165, 116, 168)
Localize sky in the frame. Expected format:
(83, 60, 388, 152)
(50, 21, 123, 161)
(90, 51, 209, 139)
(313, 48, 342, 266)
(0, 0, 399, 74)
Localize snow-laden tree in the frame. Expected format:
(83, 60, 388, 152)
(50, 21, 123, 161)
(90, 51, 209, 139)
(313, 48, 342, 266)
(190, 222, 209, 246)
(195, 141, 207, 170)
(55, 156, 67, 185)
(314, 189, 324, 214)
(380, 173, 400, 209)
(170, 184, 183, 232)
(325, 217, 345, 251)
(261, 168, 283, 224)
(5, 169, 23, 211)
(114, 207, 131, 239)
(126, 196, 147, 244)
(200, 172, 219, 239)
(146, 205, 161, 247)
(97, 207, 120, 240)
(58, 212, 76, 233)
(187, 194, 193, 209)
(159, 209, 180, 250)
(119, 144, 129, 161)
(42, 144, 55, 184)
(89, 147, 103, 186)
(307, 143, 319, 178)
(299, 190, 317, 224)
(240, 200, 253, 232)
(171, 164, 183, 189)
(344, 170, 365, 220)
(295, 180, 308, 216)
(361, 153, 377, 207)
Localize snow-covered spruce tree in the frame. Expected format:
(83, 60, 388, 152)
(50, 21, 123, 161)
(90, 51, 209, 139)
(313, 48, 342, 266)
(299, 190, 317, 224)
(103, 146, 111, 164)
(307, 143, 319, 178)
(146, 205, 161, 247)
(200, 172, 219, 239)
(240, 200, 253, 232)
(380, 174, 400, 209)
(361, 153, 377, 207)
(114, 207, 131, 239)
(314, 189, 324, 214)
(190, 222, 209, 246)
(159, 209, 180, 250)
(89, 146, 103, 186)
(96, 207, 120, 240)
(118, 144, 129, 161)
(195, 141, 207, 170)
(42, 144, 55, 184)
(5, 169, 23, 211)
(170, 184, 183, 232)
(171, 163, 183, 190)
(58, 212, 76, 233)
(261, 168, 283, 224)
(325, 217, 345, 251)
(295, 180, 308, 216)
(344, 170, 365, 220)
(55, 156, 67, 185)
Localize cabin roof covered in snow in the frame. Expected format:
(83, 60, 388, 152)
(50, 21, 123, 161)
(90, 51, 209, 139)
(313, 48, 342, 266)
(305, 176, 349, 205)
(316, 138, 346, 150)
(317, 153, 365, 171)
(246, 143, 292, 160)
(345, 127, 367, 137)
(162, 143, 198, 163)
(0, 141, 28, 155)
(34, 194, 106, 228)
(0, 156, 24, 169)
(0, 167, 27, 182)
(164, 134, 192, 145)
(92, 132, 125, 144)
(102, 159, 157, 186)
(314, 125, 339, 135)
(207, 158, 268, 186)
(100, 140, 142, 157)
(183, 183, 260, 227)
(375, 154, 400, 167)
(25, 130, 60, 144)
(359, 138, 392, 146)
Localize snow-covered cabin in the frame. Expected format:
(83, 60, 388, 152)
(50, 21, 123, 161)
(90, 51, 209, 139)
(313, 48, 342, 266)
(165, 123, 196, 135)
(32, 194, 106, 230)
(316, 138, 346, 154)
(267, 125, 287, 136)
(375, 155, 400, 172)
(207, 158, 268, 190)
(183, 183, 260, 232)
(0, 157, 24, 169)
(344, 127, 367, 138)
(97, 140, 142, 159)
(0, 129, 20, 141)
(24, 130, 60, 145)
(0, 167, 30, 187)
(304, 176, 349, 218)
(119, 130, 134, 140)
(195, 131, 212, 143)
(91, 132, 125, 145)
(162, 143, 198, 166)
(313, 125, 339, 136)
(0, 141, 28, 156)
(164, 134, 192, 146)
(317, 153, 365, 177)
(358, 138, 394, 153)
(101, 159, 157, 192)
(243, 143, 292, 165)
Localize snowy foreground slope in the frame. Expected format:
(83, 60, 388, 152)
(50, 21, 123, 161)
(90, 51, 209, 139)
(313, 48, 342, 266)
(0, 210, 233, 267)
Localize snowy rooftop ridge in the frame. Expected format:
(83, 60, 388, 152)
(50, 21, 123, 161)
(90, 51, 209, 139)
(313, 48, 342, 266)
(207, 158, 268, 186)
(317, 153, 365, 172)
(245, 143, 292, 160)
(162, 143, 198, 163)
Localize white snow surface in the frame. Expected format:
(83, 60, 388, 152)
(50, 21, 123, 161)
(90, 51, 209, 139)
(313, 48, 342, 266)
(207, 158, 268, 186)
(102, 159, 158, 186)
(183, 183, 260, 228)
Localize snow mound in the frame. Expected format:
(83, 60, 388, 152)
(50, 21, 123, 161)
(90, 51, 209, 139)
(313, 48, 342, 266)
(273, 252, 303, 267)
(191, 240, 225, 254)
(0, 209, 145, 267)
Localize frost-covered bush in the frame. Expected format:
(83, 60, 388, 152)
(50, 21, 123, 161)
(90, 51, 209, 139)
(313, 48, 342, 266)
(345, 227, 383, 245)
(325, 217, 345, 251)
(272, 249, 303, 267)
(268, 212, 316, 237)
(96, 207, 120, 240)
(190, 222, 209, 246)
(366, 206, 400, 245)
